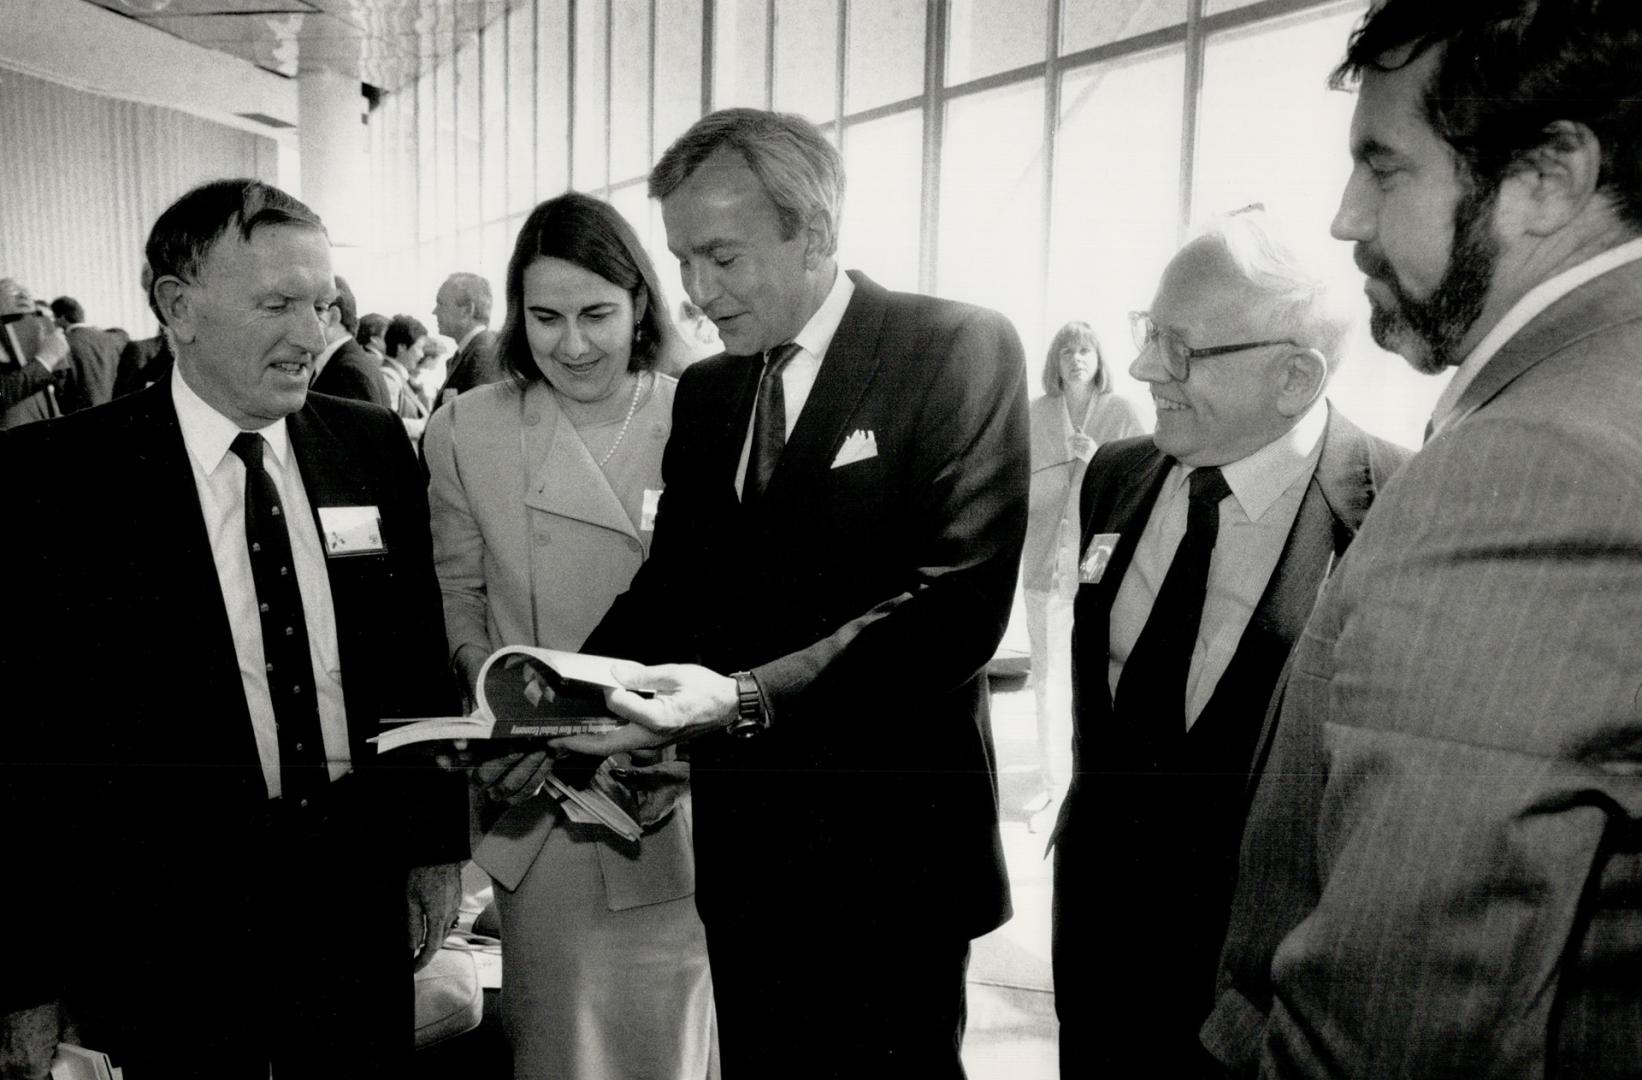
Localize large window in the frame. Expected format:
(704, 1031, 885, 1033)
(363, 0, 1423, 446)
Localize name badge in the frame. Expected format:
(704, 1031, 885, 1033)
(318, 505, 386, 557)
(1079, 533, 1120, 584)
(640, 488, 663, 532)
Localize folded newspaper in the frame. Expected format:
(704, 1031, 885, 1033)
(370, 646, 631, 753)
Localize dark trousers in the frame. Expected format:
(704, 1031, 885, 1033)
(705, 917, 972, 1079)
(70, 780, 412, 1079)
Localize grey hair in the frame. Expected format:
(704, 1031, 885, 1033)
(649, 108, 845, 256)
(1190, 208, 1351, 373)
(442, 272, 494, 323)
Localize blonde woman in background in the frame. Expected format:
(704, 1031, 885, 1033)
(1023, 321, 1145, 833)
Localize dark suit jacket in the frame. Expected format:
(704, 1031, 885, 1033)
(583, 271, 1029, 940)
(112, 333, 173, 398)
(0, 376, 466, 1043)
(312, 337, 391, 409)
(1050, 408, 1408, 1074)
(435, 327, 500, 404)
(1204, 261, 1642, 1079)
(58, 325, 126, 413)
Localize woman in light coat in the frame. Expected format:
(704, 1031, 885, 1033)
(1023, 320, 1146, 832)
(426, 192, 714, 1080)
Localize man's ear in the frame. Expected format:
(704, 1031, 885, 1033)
(152, 276, 195, 345)
(1501, 120, 1603, 237)
(801, 211, 832, 271)
(1274, 347, 1328, 418)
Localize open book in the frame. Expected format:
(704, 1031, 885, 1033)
(370, 646, 631, 753)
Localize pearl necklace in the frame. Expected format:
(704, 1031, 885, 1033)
(598, 373, 646, 468)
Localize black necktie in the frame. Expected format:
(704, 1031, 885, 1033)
(229, 432, 328, 807)
(1111, 465, 1232, 743)
(744, 342, 802, 505)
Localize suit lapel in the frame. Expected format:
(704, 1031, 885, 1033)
(762, 270, 889, 504)
(520, 382, 638, 539)
(1074, 444, 1173, 711)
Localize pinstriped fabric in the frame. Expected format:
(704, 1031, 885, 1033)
(0, 64, 274, 335)
(1208, 260, 1642, 1078)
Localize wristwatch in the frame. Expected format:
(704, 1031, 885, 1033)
(726, 670, 771, 738)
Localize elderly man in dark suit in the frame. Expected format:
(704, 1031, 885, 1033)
(1049, 210, 1408, 1078)
(430, 270, 501, 407)
(550, 108, 1028, 1078)
(0, 179, 466, 1080)
(1205, 3, 1642, 1076)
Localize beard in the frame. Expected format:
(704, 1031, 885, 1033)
(1359, 179, 1500, 374)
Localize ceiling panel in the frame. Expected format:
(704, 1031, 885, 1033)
(83, 0, 506, 91)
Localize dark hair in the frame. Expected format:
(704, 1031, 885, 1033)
(1331, 0, 1642, 231)
(50, 296, 85, 325)
(385, 314, 428, 359)
(356, 312, 389, 348)
(330, 274, 358, 335)
(496, 192, 684, 384)
(1042, 321, 1111, 396)
(145, 179, 325, 327)
(649, 108, 844, 256)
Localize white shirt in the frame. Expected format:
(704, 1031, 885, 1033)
(1107, 402, 1328, 728)
(172, 365, 352, 797)
(1430, 235, 1642, 438)
(735, 269, 857, 497)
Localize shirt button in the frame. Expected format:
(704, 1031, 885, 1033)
(523, 412, 540, 427)
(534, 530, 551, 546)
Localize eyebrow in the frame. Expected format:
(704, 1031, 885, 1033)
(1351, 137, 1400, 163)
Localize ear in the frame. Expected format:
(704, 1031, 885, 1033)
(800, 210, 832, 271)
(1274, 346, 1328, 418)
(1499, 120, 1603, 238)
(152, 276, 196, 345)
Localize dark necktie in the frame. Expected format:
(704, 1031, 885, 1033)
(744, 342, 802, 505)
(229, 432, 328, 807)
(1110, 465, 1232, 743)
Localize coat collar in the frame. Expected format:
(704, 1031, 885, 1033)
(519, 380, 640, 539)
(1449, 256, 1642, 427)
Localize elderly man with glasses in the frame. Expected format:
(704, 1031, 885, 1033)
(1046, 209, 1410, 1077)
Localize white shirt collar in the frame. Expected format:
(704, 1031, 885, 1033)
(1431, 235, 1642, 435)
(786, 268, 855, 363)
(1184, 400, 1326, 522)
(172, 359, 293, 476)
(457, 324, 486, 352)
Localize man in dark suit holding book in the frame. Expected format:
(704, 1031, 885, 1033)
(0, 179, 467, 1079)
(560, 108, 1030, 1078)
(1049, 209, 1408, 1077)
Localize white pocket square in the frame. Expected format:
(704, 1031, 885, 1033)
(831, 429, 878, 469)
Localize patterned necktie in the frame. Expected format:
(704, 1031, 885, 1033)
(744, 342, 802, 504)
(229, 432, 328, 807)
(1110, 465, 1233, 743)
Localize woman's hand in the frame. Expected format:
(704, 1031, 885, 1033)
(474, 749, 555, 804)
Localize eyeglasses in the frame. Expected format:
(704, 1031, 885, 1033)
(1129, 310, 1293, 382)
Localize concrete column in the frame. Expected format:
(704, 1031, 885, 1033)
(297, 69, 368, 249)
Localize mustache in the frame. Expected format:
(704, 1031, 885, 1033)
(1354, 243, 1396, 282)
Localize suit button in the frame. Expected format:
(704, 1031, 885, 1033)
(523, 412, 541, 426)
(625, 537, 641, 553)
(534, 530, 551, 546)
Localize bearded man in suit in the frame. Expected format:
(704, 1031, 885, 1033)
(1204, 2, 1642, 1075)
(0, 179, 466, 1080)
(1049, 209, 1408, 1078)
(552, 107, 1029, 1079)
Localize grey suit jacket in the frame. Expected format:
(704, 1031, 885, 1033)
(1205, 259, 1642, 1078)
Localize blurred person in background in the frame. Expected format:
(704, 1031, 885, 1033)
(381, 314, 432, 442)
(1021, 320, 1145, 834)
